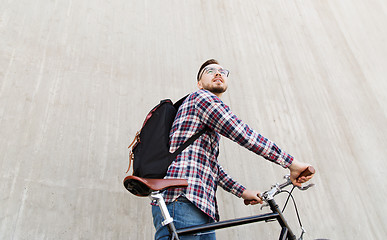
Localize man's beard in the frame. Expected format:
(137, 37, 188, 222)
(204, 85, 227, 94)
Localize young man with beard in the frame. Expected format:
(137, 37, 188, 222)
(151, 59, 313, 240)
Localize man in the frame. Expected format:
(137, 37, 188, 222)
(152, 59, 313, 240)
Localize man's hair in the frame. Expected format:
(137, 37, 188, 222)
(197, 59, 219, 81)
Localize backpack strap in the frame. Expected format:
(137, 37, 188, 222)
(170, 94, 209, 159)
(126, 131, 140, 173)
(170, 126, 209, 159)
(173, 94, 189, 109)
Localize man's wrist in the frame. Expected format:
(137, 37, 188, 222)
(281, 153, 294, 168)
(235, 185, 247, 198)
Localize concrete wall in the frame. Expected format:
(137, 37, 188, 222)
(1, 0, 386, 239)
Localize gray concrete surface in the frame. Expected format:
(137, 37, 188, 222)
(1, 0, 387, 239)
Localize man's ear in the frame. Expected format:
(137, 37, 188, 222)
(197, 80, 203, 89)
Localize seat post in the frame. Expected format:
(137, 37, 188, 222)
(149, 191, 180, 240)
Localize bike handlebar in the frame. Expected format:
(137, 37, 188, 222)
(244, 166, 315, 205)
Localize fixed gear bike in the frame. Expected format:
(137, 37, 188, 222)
(123, 166, 315, 240)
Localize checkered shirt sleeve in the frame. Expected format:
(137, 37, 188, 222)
(195, 90, 294, 167)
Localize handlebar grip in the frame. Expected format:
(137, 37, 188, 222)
(244, 197, 260, 206)
(296, 166, 315, 181)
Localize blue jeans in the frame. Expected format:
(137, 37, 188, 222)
(152, 196, 216, 240)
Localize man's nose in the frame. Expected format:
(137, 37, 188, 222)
(215, 70, 221, 76)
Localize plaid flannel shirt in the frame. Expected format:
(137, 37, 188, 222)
(162, 89, 294, 221)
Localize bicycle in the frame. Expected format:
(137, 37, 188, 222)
(123, 166, 316, 240)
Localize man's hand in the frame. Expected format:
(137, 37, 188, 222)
(288, 159, 314, 187)
(242, 189, 263, 205)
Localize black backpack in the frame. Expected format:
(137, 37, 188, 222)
(126, 96, 207, 179)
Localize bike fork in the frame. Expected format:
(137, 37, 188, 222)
(268, 199, 296, 240)
(149, 192, 180, 240)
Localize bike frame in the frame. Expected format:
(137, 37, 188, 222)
(150, 192, 297, 240)
(145, 168, 315, 240)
